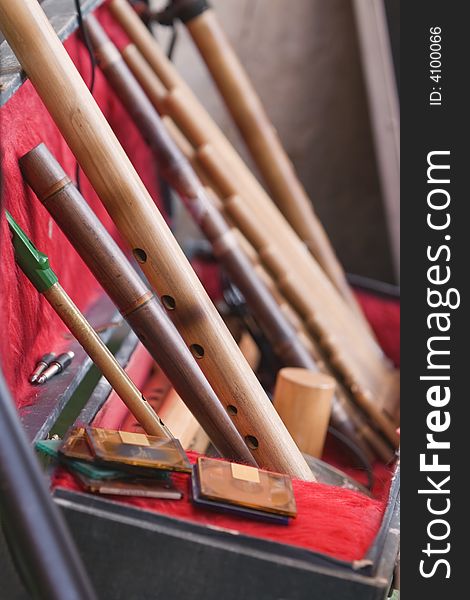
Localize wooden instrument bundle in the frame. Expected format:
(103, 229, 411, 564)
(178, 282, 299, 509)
(0, 0, 399, 478)
(109, 0, 399, 447)
(0, 0, 313, 480)
(84, 13, 394, 462)
(19, 142, 254, 465)
(168, 0, 367, 322)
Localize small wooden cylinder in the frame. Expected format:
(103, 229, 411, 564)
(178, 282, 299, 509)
(273, 369, 335, 458)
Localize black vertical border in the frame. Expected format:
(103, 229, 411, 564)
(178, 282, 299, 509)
(401, 2, 467, 596)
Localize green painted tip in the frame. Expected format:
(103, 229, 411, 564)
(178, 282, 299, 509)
(6, 211, 58, 292)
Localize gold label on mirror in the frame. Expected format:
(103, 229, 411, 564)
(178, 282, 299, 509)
(119, 431, 151, 446)
(231, 462, 260, 483)
(198, 457, 297, 517)
(85, 427, 192, 473)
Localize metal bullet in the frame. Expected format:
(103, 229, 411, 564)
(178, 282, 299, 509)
(29, 353, 56, 384)
(36, 351, 75, 384)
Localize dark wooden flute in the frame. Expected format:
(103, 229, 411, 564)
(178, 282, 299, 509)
(19, 143, 256, 466)
(85, 15, 384, 459)
(86, 14, 319, 370)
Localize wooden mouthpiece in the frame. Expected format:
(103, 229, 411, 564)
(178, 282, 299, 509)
(19, 142, 255, 466)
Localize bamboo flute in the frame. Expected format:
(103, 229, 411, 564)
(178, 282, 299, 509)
(0, 0, 313, 479)
(108, 0, 374, 337)
(112, 38, 388, 371)
(169, 0, 365, 317)
(174, 135, 399, 450)
(85, 15, 317, 371)
(84, 17, 392, 460)
(118, 39, 376, 342)
(167, 122, 400, 447)
(19, 143, 256, 465)
(118, 39, 377, 356)
(117, 39, 399, 446)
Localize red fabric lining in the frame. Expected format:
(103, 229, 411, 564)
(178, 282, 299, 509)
(0, 7, 164, 407)
(355, 290, 400, 367)
(52, 451, 393, 563)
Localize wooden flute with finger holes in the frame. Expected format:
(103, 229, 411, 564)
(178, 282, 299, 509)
(106, 1, 400, 449)
(0, 0, 313, 479)
(85, 14, 391, 461)
(19, 143, 256, 466)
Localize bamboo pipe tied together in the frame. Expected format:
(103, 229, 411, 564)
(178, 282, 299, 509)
(0, 0, 313, 479)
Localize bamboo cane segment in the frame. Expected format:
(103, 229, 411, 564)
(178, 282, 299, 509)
(182, 6, 365, 315)
(273, 370, 334, 459)
(166, 116, 397, 459)
(0, 0, 313, 480)
(111, 5, 374, 337)
(43, 284, 169, 438)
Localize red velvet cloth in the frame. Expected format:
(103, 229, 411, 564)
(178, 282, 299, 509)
(355, 290, 400, 368)
(0, 6, 164, 408)
(52, 452, 393, 563)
